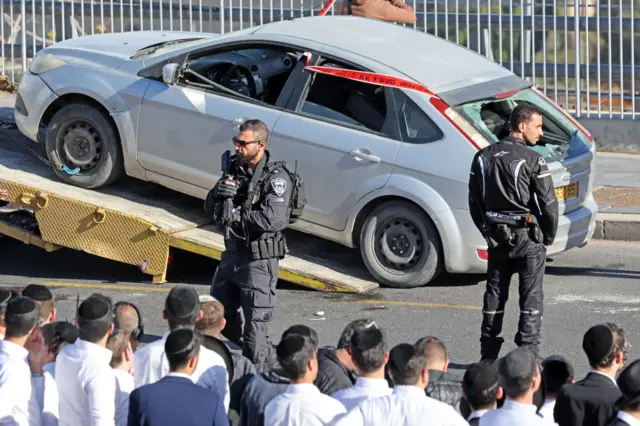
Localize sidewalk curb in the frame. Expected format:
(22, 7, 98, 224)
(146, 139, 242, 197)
(595, 213, 640, 242)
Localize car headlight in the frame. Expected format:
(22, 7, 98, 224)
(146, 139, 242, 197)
(29, 53, 67, 75)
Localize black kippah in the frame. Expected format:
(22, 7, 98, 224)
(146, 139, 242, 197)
(42, 321, 78, 346)
(165, 328, 197, 356)
(165, 287, 199, 319)
(78, 295, 111, 322)
(22, 284, 53, 301)
(7, 296, 38, 316)
(583, 324, 614, 363)
(0, 288, 11, 306)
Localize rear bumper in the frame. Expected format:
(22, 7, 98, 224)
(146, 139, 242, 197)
(445, 195, 598, 274)
(14, 70, 57, 143)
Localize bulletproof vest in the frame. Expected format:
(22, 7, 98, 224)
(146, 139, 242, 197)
(255, 161, 306, 225)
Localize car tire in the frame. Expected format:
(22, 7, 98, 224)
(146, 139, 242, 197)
(45, 103, 124, 189)
(360, 200, 443, 288)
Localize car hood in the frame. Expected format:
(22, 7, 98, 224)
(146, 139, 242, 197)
(44, 31, 213, 68)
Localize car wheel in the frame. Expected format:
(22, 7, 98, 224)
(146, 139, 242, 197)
(45, 103, 124, 189)
(360, 200, 443, 288)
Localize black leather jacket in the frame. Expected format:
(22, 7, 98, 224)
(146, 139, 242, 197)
(425, 370, 465, 415)
(468, 136, 559, 245)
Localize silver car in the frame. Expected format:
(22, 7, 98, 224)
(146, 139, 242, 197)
(14, 15, 598, 288)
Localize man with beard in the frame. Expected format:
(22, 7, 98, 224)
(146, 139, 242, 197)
(206, 119, 302, 373)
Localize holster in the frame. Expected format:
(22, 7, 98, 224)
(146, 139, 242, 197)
(483, 212, 532, 259)
(249, 233, 288, 260)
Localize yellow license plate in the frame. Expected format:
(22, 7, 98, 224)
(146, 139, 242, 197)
(555, 182, 579, 202)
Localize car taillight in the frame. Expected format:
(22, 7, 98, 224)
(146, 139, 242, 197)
(429, 97, 491, 151)
(476, 248, 489, 261)
(532, 87, 593, 142)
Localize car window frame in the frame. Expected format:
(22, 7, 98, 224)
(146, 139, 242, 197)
(282, 54, 402, 142)
(137, 39, 321, 112)
(391, 89, 444, 145)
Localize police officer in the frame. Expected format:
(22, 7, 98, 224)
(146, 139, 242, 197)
(468, 103, 559, 362)
(205, 119, 294, 372)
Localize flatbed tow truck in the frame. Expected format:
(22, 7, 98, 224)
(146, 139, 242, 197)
(0, 122, 378, 294)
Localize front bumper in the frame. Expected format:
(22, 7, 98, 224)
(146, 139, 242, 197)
(14, 70, 58, 143)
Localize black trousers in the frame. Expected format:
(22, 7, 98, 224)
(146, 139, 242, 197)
(210, 250, 278, 372)
(480, 236, 547, 361)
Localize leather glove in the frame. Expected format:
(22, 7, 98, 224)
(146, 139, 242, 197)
(214, 179, 237, 200)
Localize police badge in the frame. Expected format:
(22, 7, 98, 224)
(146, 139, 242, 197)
(271, 178, 287, 196)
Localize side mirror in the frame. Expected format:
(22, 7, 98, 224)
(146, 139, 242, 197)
(162, 63, 179, 85)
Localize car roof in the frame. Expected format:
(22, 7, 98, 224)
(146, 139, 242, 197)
(253, 16, 515, 93)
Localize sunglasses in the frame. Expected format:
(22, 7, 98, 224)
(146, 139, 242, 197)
(232, 137, 263, 147)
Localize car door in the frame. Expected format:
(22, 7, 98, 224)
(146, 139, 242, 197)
(267, 60, 402, 231)
(136, 44, 301, 199)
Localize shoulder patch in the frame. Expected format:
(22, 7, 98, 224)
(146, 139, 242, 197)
(271, 178, 287, 196)
(538, 157, 547, 166)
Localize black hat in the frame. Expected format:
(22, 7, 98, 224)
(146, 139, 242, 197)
(6, 296, 38, 317)
(201, 335, 234, 386)
(616, 359, 640, 409)
(498, 347, 538, 383)
(0, 288, 11, 306)
(78, 295, 112, 322)
(22, 284, 53, 301)
(165, 328, 200, 356)
(165, 287, 199, 320)
(583, 324, 614, 364)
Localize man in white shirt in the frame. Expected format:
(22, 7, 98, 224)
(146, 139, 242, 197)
(334, 342, 468, 426)
(538, 355, 573, 422)
(265, 325, 346, 425)
(22, 285, 57, 326)
(34, 321, 78, 426)
(0, 287, 11, 339)
(0, 296, 48, 426)
(106, 330, 134, 426)
(479, 347, 551, 426)
(461, 362, 504, 425)
(55, 294, 119, 426)
(133, 286, 230, 411)
(332, 323, 391, 410)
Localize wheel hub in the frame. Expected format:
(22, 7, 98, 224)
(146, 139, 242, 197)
(377, 219, 423, 269)
(62, 124, 101, 167)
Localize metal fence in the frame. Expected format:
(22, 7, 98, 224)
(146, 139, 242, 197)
(1, 0, 638, 118)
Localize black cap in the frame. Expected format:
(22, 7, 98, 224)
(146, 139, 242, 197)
(583, 324, 614, 364)
(616, 359, 640, 409)
(7, 296, 38, 317)
(165, 286, 199, 320)
(463, 362, 500, 394)
(498, 347, 538, 381)
(42, 321, 78, 347)
(78, 295, 112, 322)
(165, 328, 199, 356)
(22, 284, 53, 302)
(0, 288, 11, 306)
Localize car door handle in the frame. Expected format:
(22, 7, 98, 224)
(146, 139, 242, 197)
(349, 149, 380, 163)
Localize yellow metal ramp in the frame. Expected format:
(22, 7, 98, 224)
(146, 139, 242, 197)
(0, 141, 378, 293)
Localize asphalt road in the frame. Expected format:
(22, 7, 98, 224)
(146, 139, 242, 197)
(2, 235, 640, 381)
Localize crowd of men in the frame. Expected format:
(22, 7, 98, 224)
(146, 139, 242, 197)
(0, 283, 639, 426)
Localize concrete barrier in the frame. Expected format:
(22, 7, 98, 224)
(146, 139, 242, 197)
(579, 117, 640, 154)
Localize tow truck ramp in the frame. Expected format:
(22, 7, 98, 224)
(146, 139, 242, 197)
(0, 143, 378, 293)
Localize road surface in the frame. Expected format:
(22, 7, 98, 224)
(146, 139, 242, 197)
(1, 235, 639, 381)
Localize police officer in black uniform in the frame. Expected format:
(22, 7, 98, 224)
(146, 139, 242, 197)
(205, 119, 299, 372)
(468, 103, 559, 362)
